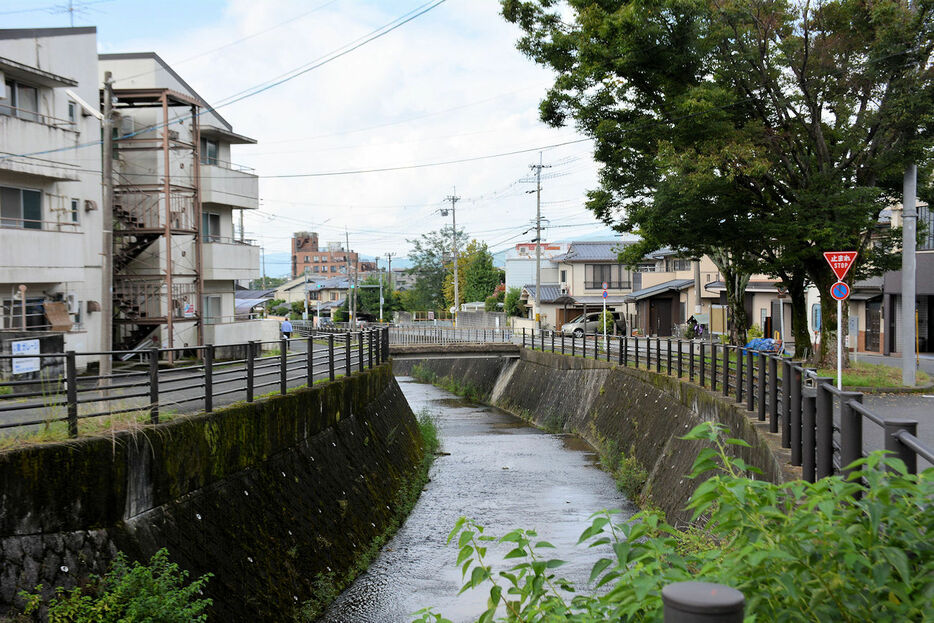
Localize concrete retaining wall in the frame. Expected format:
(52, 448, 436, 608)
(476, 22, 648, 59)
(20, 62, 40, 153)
(0, 364, 424, 621)
(395, 349, 792, 525)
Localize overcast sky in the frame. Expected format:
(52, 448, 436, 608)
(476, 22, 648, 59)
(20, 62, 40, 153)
(4, 0, 618, 275)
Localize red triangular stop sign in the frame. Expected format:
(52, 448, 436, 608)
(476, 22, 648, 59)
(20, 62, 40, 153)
(823, 251, 858, 281)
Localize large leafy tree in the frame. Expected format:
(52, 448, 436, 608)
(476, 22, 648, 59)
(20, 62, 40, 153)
(406, 226, 468, 311)
(502, 0, 933, 362)
(443, 240, 504, 307)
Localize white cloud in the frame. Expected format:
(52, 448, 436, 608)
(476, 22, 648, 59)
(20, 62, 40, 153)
(101, 0, 613, 273)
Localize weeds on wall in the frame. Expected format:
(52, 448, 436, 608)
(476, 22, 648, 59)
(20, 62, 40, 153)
(15, 549, 211, 623)
(413, 422, 933, 622)
(410, 364, 484, 402)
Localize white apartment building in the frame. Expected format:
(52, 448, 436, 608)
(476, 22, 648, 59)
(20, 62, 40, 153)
(0, 27, 105, 364)
(98, 52, 265, 351)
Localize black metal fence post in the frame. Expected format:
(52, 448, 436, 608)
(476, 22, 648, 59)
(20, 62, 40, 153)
(735, 348, 743, 404)
(561, 333, 566, 354)
(572, 334, 576, 357)
(767, 356, 778, 432)
(699, 342, 706, 387)
(540, 329, 545, 353)
(711, 343, 718, 391)
(746, 350, 755, 412)
(815, 379, 834, 478)
(757, 353, 767, 421)
(328, 334, 335, 381)
(551, 331, 555, 354)
(618, 336, 624, 365)
(884, 419, 919, 475)
(204, 344, 214, 413)
(622, 336, 628, 366)
(802, 382, 818, 482)
(634, 336, 639, 368)
(662, 581, 744, 623)
(583, 332, 588, 359)
(655, 337, 661, 372)
(722, 345, 729, 397)
(689, 340, 695, 382)
(368, 331, 374, 369)
(358, 332, 364, 372)
(667, 338, 672, 375)
(65, 350, 78, 438)
(306, 336, 315, 386)
(345, 332, 352, 377)
(280, 337, 288, 395)
(149, 347, 160, 423)
(522, 328, 526, 348)
(839, 393, 863, 478)
(677, 339, 683, 378)
(246, 341, 255, 402)
(790, 365, 803, 464)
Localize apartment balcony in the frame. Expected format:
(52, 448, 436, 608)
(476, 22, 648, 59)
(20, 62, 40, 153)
(0, 112, 82, 181)
(200, 161, 258, 210)
(202, 238, 260, 281)
(0, 223, 84, 283)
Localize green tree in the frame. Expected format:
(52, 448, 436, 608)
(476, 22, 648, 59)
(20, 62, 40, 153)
(443, 240, 504, 308)
(502, 0, 933, 362)
(355, 273, 400, 319)
(407, 226, 468, 312)
(503, 287, 525, 317)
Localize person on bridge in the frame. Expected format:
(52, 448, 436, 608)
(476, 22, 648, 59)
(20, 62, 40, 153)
(281, 318, 293, 343)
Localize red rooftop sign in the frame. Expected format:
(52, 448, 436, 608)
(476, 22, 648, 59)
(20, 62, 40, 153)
(823, 251, 857, 281)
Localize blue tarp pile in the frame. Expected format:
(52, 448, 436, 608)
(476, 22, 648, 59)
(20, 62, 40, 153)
(743, 337, 783, 353)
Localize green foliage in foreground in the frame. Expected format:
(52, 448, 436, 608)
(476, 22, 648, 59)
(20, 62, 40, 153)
(414, 423, 933, 622)
(18, 549, 211, 623)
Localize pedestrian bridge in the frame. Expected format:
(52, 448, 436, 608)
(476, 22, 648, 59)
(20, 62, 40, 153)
(389, 343, 520, 361)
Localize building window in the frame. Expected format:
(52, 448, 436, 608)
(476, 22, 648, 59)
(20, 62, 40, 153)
(67, 101, 77, 124)
(304, 255, 309, 262)
(1, 186, 42, 229)
(560, 270, 567, 283)
(203, 295, 222, 325)
(313, 265, 319, 273)
(668, 258, 691, 271)
(199, 137, 218, 165)
(202, 211, 221, 242)
(921, 205, 933, 251)
(70, 198, 79, 223)
(584, 264, 631, 289)
(1, 79, 39, 122)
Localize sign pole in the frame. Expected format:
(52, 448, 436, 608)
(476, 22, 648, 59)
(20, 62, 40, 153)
(837, 297, 842, 390)
(603, 293, 607, 353)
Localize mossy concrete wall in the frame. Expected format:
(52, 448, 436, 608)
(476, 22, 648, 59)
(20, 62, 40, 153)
(395, 350, 793, 525)
(0, 363, 423, 621)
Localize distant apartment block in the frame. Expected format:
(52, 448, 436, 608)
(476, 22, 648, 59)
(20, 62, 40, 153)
(291, 231, 376, 278)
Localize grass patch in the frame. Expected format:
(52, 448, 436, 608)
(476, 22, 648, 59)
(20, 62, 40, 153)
(410, 364, 485, 402)
(817, 361, 931, 388)
(598, 438, 648, 500)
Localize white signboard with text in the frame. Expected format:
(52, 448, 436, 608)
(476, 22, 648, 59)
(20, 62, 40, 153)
(11, 339, 40, 375)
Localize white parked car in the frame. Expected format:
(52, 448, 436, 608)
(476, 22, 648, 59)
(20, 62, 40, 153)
(561, 312, 625, 337)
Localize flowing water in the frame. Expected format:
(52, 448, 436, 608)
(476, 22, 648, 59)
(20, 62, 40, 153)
(319, 376, 636, 623)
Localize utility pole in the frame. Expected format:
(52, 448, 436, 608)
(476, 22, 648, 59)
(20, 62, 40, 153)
(261, 246, 267, 289)
(303, 268, 309, 321)
(902, 164, 917, 386)
(100, 71, 114, 381)
(443, 188, 460, 327)
(379, 260, 384, 323)
(530, 153, 551, 331)
(386, 252, 395, 290)
(345, 229, 354, 326)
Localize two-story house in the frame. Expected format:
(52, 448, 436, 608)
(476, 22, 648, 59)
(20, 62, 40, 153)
(0, 27, 105, 366)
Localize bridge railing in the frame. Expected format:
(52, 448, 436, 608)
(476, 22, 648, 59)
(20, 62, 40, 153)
(0, 328, 390, 439)
(387, 326, 514, 345)
(397, 325, 932, 477)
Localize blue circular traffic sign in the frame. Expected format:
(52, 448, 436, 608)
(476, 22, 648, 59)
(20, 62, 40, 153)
(602, 290, 608, 299)
(830, 281, 849, 301)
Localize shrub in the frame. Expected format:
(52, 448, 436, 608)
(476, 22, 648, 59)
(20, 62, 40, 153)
(19, 549, 211, 623)
(746, 323, 763, 339)
(503, 287, 524, 317)
(414, 423, 933, 622)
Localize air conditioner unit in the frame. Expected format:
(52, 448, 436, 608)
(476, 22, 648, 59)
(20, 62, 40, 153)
(66, 294, 79, 314)
(167, 129, 179, 141)
(560, 283, 569, 294)
(120, 116, 134, 137)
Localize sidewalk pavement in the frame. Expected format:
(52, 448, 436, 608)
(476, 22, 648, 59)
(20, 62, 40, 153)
(854, 352, 934, 376)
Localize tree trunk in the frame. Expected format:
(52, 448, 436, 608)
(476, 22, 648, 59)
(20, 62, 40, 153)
(710, 250, 751, 346)
(784, 275, 811, 359)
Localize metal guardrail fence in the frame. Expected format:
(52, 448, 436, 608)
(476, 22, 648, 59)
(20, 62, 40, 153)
(384, 325, 933, 478)
(0, 328, 390, 438)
